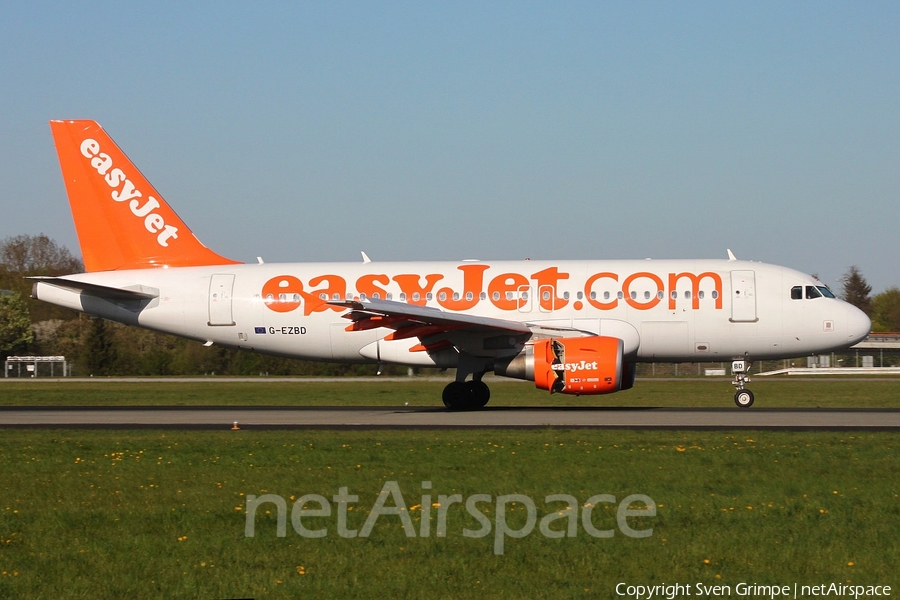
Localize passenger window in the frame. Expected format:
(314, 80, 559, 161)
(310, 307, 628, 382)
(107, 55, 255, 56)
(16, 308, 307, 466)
(712, 290, 718, 299)
(493, 291, 500, 301)
(563, 291, 570, 300)
(684, 290, 691, 299)
(791, 286, 802, 300)
(373, 292, 381, 299)
(617, 291, 624, 300)
(480, 292, 487, 300)
(399, 293, 407, 301)
(806, 286, 822, 299)
(643, 291, 650, 300)
(698, 291, 705, 300)
(439, 291, 447, 301)
(466, 292, 473, 301)
(671, 291, 677, 299)
(426, 293, 433, 301)
(657, 291, 664, 300)
(543, 291, 551, 301)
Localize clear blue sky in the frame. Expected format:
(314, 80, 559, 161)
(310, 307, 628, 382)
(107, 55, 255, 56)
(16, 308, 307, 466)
(1, 2, 897, 292)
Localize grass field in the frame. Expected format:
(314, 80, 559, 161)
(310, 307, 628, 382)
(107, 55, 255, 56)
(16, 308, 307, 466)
(1, 429, 898, 598)
(0, 376, 898, 408)
(0, 380, 898, 598)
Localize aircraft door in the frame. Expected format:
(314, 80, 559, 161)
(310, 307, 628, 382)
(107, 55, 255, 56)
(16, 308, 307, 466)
(730, 270, 757, 323)
(538, 285, 556, 313)
(517, 285, 533, 313)
(208, 274, 236, 326)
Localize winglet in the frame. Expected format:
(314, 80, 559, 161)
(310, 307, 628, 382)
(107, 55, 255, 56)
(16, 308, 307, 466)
(361, 251, 372, 264)
(727, 249, 737, 262)
(49, 120, 240, 272)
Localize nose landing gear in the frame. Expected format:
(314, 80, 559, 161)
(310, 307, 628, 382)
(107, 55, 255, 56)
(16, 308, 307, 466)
(731, 360, 754, 408)
(734, 388, 755, 408)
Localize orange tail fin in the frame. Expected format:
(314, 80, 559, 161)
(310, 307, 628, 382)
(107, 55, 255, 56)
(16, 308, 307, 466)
(49, 120, 240, 272)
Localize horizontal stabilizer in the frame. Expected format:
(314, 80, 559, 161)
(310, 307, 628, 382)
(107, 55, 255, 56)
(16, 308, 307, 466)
(29, 277, 159, 301)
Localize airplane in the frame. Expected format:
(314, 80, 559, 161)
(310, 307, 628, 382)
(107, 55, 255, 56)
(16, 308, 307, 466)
(32, 120, 871, 409)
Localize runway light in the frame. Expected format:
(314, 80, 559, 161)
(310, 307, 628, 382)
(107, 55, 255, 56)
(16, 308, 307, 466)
(232, 421, 240, 430)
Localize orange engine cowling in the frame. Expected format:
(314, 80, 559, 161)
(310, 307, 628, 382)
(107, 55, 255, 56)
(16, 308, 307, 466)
(495, 336, 625, 395)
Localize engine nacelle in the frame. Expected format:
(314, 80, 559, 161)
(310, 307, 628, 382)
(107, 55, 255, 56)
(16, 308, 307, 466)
(495, 336, 625, 395)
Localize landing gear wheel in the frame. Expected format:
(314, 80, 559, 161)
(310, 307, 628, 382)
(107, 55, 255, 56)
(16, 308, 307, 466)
(467, 380, 490, 408)
(734, 389, 755, 408)
(442, 380, 491, 410)
(442, 381, 469, 410)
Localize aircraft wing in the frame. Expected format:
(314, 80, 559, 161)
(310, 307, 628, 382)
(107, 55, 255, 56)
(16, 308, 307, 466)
(333, 298, 531, 333)
(29, 277, 160, 301)
(330, 298, 594, 357)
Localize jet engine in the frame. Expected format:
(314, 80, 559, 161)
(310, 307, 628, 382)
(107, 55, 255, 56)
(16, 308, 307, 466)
(495, 336, 632, 395)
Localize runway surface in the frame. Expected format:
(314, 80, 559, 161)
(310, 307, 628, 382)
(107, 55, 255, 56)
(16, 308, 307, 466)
(1, 406, 898, 429)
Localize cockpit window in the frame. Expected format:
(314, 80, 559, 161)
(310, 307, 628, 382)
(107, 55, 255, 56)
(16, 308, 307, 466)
(792, 285, 835, 300)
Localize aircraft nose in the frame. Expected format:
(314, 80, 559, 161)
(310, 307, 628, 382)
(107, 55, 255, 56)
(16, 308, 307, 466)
(845, 304, 871, 345)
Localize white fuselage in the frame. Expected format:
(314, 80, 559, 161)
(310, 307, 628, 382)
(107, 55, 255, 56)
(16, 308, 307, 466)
(34, 258, 871, 367)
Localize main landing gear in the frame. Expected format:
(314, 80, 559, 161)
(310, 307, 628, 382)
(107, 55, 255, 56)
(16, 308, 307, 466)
(442, 375, 491, 410)
(442, 353, 493, 410)
(731, 360, 754, 408)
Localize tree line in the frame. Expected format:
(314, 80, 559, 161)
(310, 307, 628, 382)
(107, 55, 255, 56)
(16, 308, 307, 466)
(0, 234, 401, 376)
(2, 234, 899, 376)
